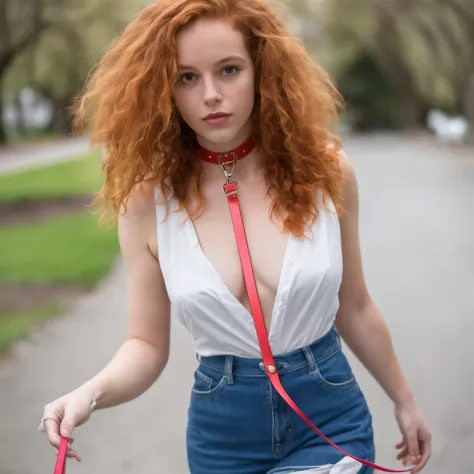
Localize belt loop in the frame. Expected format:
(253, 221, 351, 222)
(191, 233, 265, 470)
(224, 355, 234, 385)
(302, 346, 317, 375)
(334, 327, 342, 349)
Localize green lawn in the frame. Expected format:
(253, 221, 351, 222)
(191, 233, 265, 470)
(0, 151, 104, 202)
(0, 211, 120, 288)
(0, 153, 120, 354)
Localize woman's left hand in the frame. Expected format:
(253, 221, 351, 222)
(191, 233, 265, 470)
(394, 399, 431, 473)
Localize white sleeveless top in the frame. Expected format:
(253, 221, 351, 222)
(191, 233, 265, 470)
(154, 186, 343, 358)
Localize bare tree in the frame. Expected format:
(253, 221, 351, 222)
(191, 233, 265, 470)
(301, 0, 474, 133)
(0, 0, 50, 141)
(1, 0, 143, 140)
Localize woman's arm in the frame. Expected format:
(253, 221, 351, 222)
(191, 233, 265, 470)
(335, 152, 431, 471)
(78, 185, 171, 410)
(335, 151, 412, 404)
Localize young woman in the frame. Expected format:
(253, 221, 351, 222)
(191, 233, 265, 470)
(39, 1, 431, 473)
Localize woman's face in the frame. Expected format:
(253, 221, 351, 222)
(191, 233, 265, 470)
(172, 18, 256, 152)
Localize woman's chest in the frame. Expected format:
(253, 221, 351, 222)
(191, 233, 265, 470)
(188, 181, 290, 308)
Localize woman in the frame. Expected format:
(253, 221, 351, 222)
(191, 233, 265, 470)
(40, 0, 431, 473)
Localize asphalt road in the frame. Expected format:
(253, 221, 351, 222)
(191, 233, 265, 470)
(0, 133, 472, 473)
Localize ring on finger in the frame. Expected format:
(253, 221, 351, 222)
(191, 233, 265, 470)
(38, 417, 57, 433)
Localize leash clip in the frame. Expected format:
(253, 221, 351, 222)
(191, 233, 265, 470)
(218, 152, 237, 182)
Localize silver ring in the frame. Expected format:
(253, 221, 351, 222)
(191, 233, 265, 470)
(38, 397, 96, 433)
(38, 417, 57, 433)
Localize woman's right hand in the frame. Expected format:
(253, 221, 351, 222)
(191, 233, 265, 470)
(41, 388, 97, 462)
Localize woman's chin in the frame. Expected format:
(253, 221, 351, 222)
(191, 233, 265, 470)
(197, 128, 250, 151)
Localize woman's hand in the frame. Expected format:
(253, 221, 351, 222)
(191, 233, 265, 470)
(394, 399, 431, 473)
(40, 387, 97, 462)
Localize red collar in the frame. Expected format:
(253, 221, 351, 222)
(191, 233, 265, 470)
(199, 137, 256, 164)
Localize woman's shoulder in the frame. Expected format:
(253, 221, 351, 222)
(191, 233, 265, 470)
(325, 142, 353, 176)
(336, 148, 358, 201)
(122, 181, 158, 220)
(118, 181, 160, 259)
(325, 143, 357, 194)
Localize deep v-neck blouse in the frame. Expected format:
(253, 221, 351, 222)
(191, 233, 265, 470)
(154, 186, 343, 358)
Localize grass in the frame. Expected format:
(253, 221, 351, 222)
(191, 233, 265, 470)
(8, 130, 61, 145)
(0, 152, 120, 353)
(0, 211, 120, 288)
(0, 151, 104, 202)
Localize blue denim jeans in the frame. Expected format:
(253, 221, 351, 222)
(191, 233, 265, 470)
(187, 327, 375, 474)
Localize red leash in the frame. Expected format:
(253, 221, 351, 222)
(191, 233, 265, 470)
(223, 179, 412, 473)
(54, 436, 67, 474)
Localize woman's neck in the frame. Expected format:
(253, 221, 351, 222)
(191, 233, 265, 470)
(201, 147, 263, 184)
(197, 129, 262, 183)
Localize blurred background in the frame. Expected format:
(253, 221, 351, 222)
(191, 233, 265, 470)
(1, 0, 473, 143)
(0, 1, 473, 473)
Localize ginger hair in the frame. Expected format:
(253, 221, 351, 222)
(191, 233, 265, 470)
(74, 0, 345, 237)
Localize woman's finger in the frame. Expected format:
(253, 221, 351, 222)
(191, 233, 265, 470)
(66, 448, 82, 462)
(44, 418, 61, 449)
(405, 429, 421, 465)
(411, 438, 431, 473)
(395, 439, 406, 449)
(396, 447, 409, 460)
(54, 443, 81, 461)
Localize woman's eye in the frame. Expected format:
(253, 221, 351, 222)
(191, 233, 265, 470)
(223, 66, 238, 76)
(181, 73, 196, 83)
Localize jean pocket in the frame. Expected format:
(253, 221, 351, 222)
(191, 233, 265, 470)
(192, 366, 227, 398)
(313, 346, 357, 391)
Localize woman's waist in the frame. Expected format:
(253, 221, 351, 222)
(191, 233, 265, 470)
(178, 301, 339, 360)
(197, 326, 341, 377)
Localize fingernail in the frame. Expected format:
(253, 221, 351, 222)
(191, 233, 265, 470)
(61, 429, 69, 437)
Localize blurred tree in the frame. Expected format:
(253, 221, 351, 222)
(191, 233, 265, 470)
(2, 0, 144, 140)
(429, 0, 474, 141)
(281, 0, 327, 52)
(284, 0, 474, 136)
(322, 0, 432, 130)
(0, 0, 51, 142)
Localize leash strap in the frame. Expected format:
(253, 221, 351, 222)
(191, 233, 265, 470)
(223, 181, 411, 473)
(54, 436, 67, 474)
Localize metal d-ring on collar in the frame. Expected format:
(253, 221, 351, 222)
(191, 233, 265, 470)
(218, 152, 237, 184)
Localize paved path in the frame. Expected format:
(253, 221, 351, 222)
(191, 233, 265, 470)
(0, 137, 91, 175)
(0, 133, 473, 473)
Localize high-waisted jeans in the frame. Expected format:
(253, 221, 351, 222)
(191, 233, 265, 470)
(187, 327, 375, 474)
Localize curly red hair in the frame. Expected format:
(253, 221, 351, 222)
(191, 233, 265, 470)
(74, 0, 344, 238)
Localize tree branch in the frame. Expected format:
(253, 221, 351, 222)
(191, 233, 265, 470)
(0, 22, 46, 72)
(0, 0, 49, 74)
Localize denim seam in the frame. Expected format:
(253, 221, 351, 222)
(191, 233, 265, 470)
(302, 346, 317, 375)
(313, 343, 340, 364)
(191, 373, 227, 397)
(269, 380, 278, 458)
(311, 361, 357, 391)
(195, 370, 212, 389)
(281, 408, 293, 453)
(225, 355, 234, 385)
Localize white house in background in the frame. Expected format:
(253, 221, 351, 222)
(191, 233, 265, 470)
(426, 109, 469, 144)
(2, 87, 53, 137)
